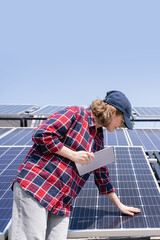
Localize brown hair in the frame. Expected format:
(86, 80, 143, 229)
(90, 100, 123, 127)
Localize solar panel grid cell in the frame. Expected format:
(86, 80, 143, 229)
(0, 128, 35, 146)
(103, 129, 128, 146)
(151, 107, 160, 115)
(116, 129, 129, 146)
(0, 105, 36, 115)
(127, 129, 160, 151)
(153, 129, 160, 139)
(134, 107, 147, 116)
(32, 105, 67, 115)
(134, 107, 160, 116)
(143, 129, 160, 150)
(0, 128, 11, 137)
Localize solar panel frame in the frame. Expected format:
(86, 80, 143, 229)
(68, 146, 160, 238)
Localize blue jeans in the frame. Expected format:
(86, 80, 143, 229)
(11, 182, 69, 240)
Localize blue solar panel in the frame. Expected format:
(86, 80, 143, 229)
(133, 107, 160, 117)
(0, 145, 160, 239)
(31, 105, 68, 116)
(0, 147, 31, 239)
(68, 147, 160, 238)
(103, 129, 129, 146)
(0, 105, 37, 115)
(0, 128, 35, 146)
(127, 129, 160, 151)
(0, 128, 12, 137)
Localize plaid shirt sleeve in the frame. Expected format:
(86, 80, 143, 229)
(32, 107, 77, 155)
(94, 166, 115, 195)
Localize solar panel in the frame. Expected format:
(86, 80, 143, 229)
(31, 105, 68, 116)
(0, 128, 35, 146)
(0, 146, 31, 240)
(0, 145, 160, 239)
(0, 105, 38, 115)
(0, 128, 12, 137)
(127, 129, 160, 151)
(133, 107, 160, 117)
(103, 128, 129, 146)
(68, 146, 160, 238)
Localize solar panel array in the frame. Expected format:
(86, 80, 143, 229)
(1, 105, 160, 129)
(0, 144, 160, 239)
(68, 147, 160, 238)
(0, 110, 160, 239)
(2, 105, 160, 117)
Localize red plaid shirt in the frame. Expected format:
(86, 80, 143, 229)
(13, 106, 115, 217)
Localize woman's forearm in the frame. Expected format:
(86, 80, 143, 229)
(107, 192, 121, 208)
(56, 146, 94, 165)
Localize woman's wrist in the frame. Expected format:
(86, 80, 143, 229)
(107, 192, 121, 208)
(56, 146, 76, 161)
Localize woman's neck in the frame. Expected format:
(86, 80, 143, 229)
(94, 116, 102, 130)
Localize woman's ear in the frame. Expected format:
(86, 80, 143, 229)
(111, 108, 116, 115)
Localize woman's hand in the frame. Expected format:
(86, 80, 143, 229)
(56, 146, 95, 166)
(107, 192, 141, 216)
(117, 202, 141, 216)
(70, 151, 95, 166)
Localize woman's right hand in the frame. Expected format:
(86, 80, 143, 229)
(70, 151, 95, 166)
(56, 146, 95, 166)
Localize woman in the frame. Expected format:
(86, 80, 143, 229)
(11, 90, 140, 240)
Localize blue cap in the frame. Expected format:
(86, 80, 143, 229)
(103, 90, 133, 129)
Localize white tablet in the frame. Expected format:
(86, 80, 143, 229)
(75, 146, 115, 176)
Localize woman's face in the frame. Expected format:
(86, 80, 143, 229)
(106, 110, 124, 132)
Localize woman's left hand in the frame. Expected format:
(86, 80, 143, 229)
(107, 192, 141, 216)
(118, 203, 141, 216)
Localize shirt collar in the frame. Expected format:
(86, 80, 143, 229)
(86, 107, 96, 128)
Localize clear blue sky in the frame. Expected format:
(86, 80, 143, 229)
(0, 0, 160, 109)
